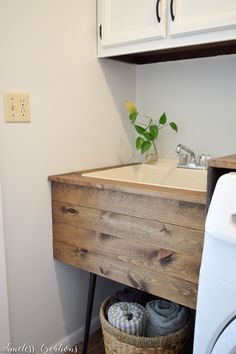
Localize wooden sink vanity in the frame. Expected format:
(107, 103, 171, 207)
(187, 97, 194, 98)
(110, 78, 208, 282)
(49, 164, 206, 309)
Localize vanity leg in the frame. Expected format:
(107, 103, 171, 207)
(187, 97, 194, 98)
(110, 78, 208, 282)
(82, 273, 97, 354)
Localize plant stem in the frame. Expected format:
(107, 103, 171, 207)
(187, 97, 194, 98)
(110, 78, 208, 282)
(152, 141, 157, 152)
(137, 113, 153, 131)
(158, 123, 170, 130)
(145, 119, 153, 131)
(139, 113, 154, 121)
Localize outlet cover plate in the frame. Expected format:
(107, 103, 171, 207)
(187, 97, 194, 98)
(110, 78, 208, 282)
(3, 92, 31, 123)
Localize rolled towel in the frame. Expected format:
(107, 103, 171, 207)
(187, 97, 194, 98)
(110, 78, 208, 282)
(145, 299, 189, 336)
(113, 286, 151, 306)
(108, 302, 148, 336)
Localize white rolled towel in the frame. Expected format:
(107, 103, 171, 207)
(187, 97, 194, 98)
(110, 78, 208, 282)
(146, 299, 189, 336)
(107, 302, 148, 336)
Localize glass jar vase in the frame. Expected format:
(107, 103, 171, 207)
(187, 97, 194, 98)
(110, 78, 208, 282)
(144, 142, 158, 165)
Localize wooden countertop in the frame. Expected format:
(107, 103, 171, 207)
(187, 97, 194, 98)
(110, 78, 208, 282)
(49, 164, 206, 205)
(209, 154, 236, 169)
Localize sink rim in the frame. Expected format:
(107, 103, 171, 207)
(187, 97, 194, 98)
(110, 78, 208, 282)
(82, 159, 207, 192)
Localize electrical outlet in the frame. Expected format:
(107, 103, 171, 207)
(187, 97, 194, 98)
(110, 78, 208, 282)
(3, 92, 31, 123)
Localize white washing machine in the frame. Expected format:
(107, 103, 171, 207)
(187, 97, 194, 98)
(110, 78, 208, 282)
(193, 172, 236, 354)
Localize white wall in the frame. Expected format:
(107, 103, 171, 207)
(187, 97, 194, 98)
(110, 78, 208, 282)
(0, 180, 10, 347)
(0, 0, 135, 349)
(136, 55, 236, 159)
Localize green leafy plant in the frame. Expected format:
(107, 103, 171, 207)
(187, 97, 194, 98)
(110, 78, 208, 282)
(125, 100, 178, 156)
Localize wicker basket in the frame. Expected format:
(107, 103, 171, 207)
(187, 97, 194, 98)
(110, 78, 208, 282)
(100, 296, 192, 354)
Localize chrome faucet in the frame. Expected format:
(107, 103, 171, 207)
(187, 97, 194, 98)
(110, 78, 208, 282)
(175, 144, 210, 170)
(175, 144, 196, 163)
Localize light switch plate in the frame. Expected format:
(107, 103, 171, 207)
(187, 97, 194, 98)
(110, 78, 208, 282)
(3, 92, 31, 123)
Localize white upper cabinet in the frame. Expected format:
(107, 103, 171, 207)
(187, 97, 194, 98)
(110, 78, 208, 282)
(170, 0, 236, 37)
(97, 0, 236, 58)
(99, 0, 167, 47)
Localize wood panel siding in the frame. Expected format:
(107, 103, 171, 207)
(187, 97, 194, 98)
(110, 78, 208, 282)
(51, 183, 205, 230)
(52, 201, 203, 254)
(54, 240, 198, 308)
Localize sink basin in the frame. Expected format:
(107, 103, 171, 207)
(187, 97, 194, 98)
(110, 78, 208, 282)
(82, 159, 207, 192)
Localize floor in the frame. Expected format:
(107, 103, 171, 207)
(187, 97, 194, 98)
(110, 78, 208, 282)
(71, 328, 193, 354)
(73, 330, 104, 354)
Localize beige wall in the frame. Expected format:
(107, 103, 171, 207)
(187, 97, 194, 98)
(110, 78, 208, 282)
(136, 54, 236, 159)
(0, 0, 135, 349)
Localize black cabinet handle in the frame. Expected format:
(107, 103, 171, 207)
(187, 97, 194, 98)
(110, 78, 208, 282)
(156, 0, 161, 23)
(170, 0, 175, 21)
(99, 24, 102, 39)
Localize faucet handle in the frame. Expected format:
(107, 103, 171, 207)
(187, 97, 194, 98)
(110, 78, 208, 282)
(199, 154, 211, 168)
(178, 153, 189, 166)
(175, 144, 182, 154)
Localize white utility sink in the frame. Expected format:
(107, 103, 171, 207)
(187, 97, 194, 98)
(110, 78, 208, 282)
(82, 159, 207, 192)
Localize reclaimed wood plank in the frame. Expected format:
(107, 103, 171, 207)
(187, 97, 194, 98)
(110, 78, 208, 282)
(51, 183, 205, 230)
(53, 240, 198, 309)
(52, 200, 203, 254)
(209, 154, 236, 169)
(53, 223, 200, 283)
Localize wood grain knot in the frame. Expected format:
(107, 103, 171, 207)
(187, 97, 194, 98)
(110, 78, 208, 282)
(72, 248, 88, 258)
(62, 206, 78, 216)
(160, 252, 174, 266)
(99, 233, 111, 241)
(160, 226, 170, 235)
(147, 250, 159, 261)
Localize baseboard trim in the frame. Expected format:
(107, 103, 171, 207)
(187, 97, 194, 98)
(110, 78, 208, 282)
(40, 316, 101, 354)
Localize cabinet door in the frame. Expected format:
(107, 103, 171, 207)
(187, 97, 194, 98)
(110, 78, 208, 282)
(170, 0, 236, 37)
(99, 0, 166, 48)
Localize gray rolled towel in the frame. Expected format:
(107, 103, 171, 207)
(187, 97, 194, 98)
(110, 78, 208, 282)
(145, 299, 189, 336)
(107, 302, 149, 336)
